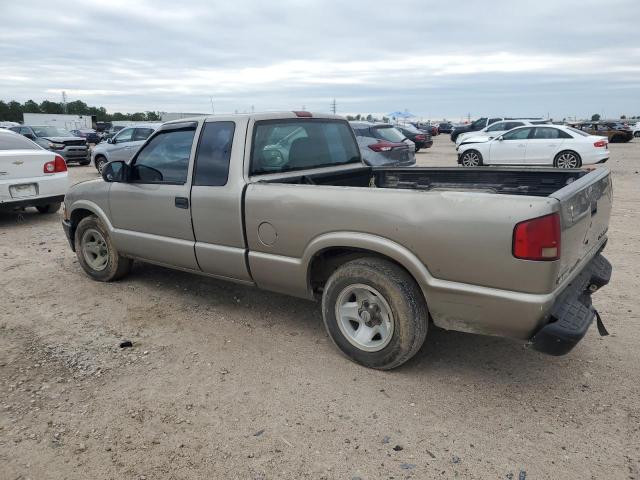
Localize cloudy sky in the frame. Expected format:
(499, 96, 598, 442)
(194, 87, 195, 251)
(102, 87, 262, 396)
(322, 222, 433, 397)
(1, 0, 639, 120)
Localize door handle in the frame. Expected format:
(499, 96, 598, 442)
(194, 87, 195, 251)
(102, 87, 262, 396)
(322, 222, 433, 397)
(518, 144, 526, 147)
(175, 197, 189, 209)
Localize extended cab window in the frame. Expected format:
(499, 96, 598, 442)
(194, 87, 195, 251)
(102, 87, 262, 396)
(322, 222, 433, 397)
(131, 125, 196, 184)
(193, 121, 235, 186)
(250, 119, 360, 174)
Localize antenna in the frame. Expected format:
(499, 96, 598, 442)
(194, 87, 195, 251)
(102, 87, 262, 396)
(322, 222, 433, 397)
(209, 97, 214, 114)
(330, 99, 337, 115)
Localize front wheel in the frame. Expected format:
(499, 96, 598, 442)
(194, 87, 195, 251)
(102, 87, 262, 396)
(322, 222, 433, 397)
(460, 150, 483, 167)
(36, 202, 61, 214)
(554, 151, 581, 168)
(321, 257, 428, 370)
(74, 215, 132, 282)
(95, 156, 108, 174)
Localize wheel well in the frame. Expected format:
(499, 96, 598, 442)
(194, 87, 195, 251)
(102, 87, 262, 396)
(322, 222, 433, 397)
(308, 247, 420, 298)
(68, 208, 95, 242)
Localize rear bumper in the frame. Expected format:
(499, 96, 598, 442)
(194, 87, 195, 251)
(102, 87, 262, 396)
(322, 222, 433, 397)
(529, 254, 611, 355)
(0, 194, 65, 211)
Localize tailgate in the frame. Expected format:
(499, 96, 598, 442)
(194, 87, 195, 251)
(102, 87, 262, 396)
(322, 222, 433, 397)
(551, 168, 612, 285)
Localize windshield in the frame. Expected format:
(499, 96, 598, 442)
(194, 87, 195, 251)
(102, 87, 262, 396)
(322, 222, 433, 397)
(250, 119, 360, 175)
(372, 126, 406, 142)
(32, 126, 73, 137)
(398, 124, 421, 134)
(0, 133, 41, 150)
(471, 118, 487, 128)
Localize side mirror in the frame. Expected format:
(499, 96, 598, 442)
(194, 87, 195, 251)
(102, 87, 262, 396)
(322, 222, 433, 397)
(496, 136, 504, 141)
(108, 137, 115, 144)
(101, 160, 126, 183)
(24, 134, 35, 140)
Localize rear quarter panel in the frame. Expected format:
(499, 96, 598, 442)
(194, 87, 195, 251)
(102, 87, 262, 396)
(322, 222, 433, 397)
(245, 183, 560, 295)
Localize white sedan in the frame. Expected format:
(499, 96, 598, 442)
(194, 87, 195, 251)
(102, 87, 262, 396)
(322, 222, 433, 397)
(0, 129, 69, 213)
(457, 125, 609, 168)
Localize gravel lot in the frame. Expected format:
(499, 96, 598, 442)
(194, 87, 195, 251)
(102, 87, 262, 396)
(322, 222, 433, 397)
(1, 135, 639, 479)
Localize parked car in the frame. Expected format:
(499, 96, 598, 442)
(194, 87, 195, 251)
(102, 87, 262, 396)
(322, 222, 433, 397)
(633, 121, 640, 138)
(350, 121, 415, 166)
(9, 125, 89, 165)
(0, 121, 20, 129)
(0, 128, 68, 213)
(91, 123, 161, 173)
(101, 125, 126, 141)
(451, 117, 503, 142)
(456, 119, 540, 146)
(457, 125, 608, 168)
(571, 122, 633, 143)
(436, 122, 454, 134)
(62, 111, 612, 370)
(70, 128, 101, 144)
(394, 124, 432, 152)
(413, 122, 439, 136)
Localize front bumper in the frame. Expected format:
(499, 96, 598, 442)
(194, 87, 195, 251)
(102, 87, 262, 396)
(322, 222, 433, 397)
(529, 254, 611, 355)
(57, 148, 89, 163)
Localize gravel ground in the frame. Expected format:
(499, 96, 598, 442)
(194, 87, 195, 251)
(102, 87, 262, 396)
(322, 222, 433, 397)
(1, 135, 639, 480)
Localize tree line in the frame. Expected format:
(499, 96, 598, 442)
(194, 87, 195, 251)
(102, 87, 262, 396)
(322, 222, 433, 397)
(0, 99, 161, 123)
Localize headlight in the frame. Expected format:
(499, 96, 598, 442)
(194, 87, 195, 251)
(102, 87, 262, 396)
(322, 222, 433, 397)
(48, 142, 65, 150)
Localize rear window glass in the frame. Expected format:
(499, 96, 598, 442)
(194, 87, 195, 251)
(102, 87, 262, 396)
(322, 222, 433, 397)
(0, 133, 41, 150)
(372, 126, 405, 143)
(250, 119, 360, 175)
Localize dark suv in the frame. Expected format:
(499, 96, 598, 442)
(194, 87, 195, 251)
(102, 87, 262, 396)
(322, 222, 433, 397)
(10, 125, 89, 164)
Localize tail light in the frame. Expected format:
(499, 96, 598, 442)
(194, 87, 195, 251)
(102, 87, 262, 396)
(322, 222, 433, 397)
(415, 134, 426, 141)
(513, 213, 561, 261)
(44, 155, 68, 174)
(594, 140, 607, 148)
(368, 141, 402, 152)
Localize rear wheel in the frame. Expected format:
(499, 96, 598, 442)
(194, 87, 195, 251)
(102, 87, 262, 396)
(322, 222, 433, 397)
(36, 202, 61, 214)
(321, 257, 428, 370)
(460, 150, 483, 167)
(634, 131, 640, 138)
(95, 156, 108, 173)
(554, 151, 581, 168)
(74, 215, 132, 282)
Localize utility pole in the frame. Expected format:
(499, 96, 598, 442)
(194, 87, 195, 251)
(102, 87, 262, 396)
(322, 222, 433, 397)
(62, 91, 68, 113)
(210, 97, 215, 114)
(330, 99, 337, 115)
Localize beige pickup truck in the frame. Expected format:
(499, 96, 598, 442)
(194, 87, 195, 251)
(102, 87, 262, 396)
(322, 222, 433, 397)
(62, 112, 612, 369)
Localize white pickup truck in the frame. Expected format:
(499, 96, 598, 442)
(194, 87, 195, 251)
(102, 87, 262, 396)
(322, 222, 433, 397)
(0, 129, 68, 213)
(62, 112, 612, 369)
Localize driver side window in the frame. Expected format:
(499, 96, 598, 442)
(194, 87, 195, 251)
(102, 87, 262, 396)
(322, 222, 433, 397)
(131, 127, 196, 184)
(114, 128, 134, 143)
(502, 128, 533, 140)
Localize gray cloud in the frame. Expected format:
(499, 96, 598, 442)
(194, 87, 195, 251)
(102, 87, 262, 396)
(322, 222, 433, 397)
(1, 0, 639, 120)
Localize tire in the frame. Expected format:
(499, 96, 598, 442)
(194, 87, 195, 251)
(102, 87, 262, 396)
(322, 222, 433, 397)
(79, 159, 90, 166)
(321, 257, 428, 370)
(95, 156, 108, 174)
(634, 131, 640, 138)
(460, 149, 483, 167)
(36, 202, 61, 214)
(74, 215, 132, 282)
(415, 147, 421, 153)
(554, 151, 582, 168)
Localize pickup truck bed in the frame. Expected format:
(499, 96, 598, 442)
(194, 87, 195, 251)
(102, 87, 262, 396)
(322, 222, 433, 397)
(61, 112, 613, 369)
